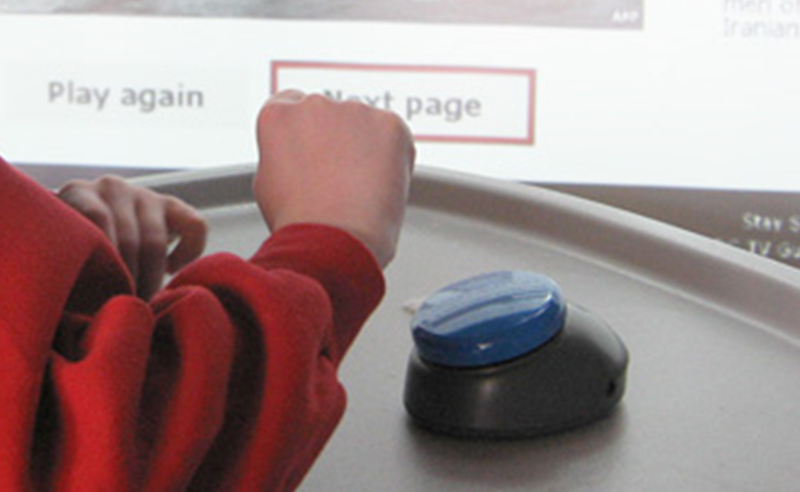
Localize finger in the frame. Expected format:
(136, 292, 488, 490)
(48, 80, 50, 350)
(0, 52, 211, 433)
(58, 183, 118, 246)
(164, 198, 208, 273)
(135, 197, 169, 300)
(102, 188, 141, 283)
(267, 88, 306, 104)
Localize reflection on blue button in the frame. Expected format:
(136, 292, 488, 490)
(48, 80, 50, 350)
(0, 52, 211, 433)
(411, 271, 566, 368)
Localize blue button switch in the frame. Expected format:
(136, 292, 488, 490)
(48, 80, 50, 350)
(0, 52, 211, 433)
(411, 271, 566, 368)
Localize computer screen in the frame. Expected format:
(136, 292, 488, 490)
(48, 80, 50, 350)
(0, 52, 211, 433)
(1, 0, 799, 266)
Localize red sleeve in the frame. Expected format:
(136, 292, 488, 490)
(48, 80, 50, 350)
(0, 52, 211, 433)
(0, 158, 385, 492)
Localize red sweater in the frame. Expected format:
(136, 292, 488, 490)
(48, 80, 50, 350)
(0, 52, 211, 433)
(0, 159, 385, 492)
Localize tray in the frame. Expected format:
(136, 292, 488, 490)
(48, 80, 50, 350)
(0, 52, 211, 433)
(136, 165, 800, 491)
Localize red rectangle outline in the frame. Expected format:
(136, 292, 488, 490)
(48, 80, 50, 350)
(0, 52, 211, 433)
(271, 61, 535, 145)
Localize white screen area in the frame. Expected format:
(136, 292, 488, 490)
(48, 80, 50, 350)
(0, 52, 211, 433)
(1, 1, 800, 265)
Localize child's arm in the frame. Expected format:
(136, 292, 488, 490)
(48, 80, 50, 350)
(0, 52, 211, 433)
(0, 90, 416, 492)
(56, 176, 208, 299)
(55, 88, 413, 299)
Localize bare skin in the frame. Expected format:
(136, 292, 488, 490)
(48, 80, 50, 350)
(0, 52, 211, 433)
(254, 89, 416, 267)
(57, 176, 208, 300)
(57, 90, 415, 298)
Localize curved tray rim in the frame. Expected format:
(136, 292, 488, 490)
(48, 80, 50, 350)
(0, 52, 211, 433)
(133, 164, 800, 345)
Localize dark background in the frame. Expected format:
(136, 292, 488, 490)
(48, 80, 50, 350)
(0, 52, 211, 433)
(0, 0, 644, 29)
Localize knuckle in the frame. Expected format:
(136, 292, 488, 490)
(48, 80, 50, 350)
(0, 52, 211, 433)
(304, 92, 332, 107)
(96, 175, 130, 196)
(167, 197, 206, 227)
(339, 97, 372, 114)
(57, 179, 91, 196)
(96, 174, 126, 188)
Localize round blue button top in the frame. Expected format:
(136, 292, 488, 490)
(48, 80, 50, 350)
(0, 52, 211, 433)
(411, 271, 566, 368)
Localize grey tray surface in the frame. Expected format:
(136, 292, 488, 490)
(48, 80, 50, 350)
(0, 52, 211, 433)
(136, 166, 800, 491)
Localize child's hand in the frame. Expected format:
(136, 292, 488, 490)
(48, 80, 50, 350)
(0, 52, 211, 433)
(254, 90, 416, 268)
(57, 176, 208, 299)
